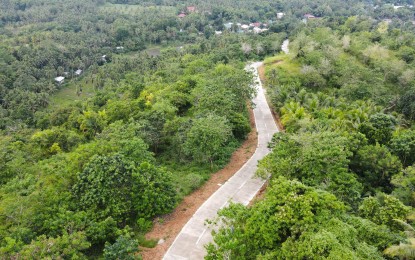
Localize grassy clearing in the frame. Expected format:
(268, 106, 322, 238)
(157, 139, 241, 199)
(264, 53, 301, 84)
(159, 160, 214, 198)
(264, 54, 300, 73)
(49, 78, 96, 108)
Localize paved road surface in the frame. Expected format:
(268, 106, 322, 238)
(282, 39, 289, 54)
(163, 62, 279, 260)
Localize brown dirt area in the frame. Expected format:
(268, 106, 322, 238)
(141, 108, 258, 260)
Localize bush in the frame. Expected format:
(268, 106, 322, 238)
(229, 112, 251, 139)
(103, 236, 140, 260)
(184, 173, 205, 192)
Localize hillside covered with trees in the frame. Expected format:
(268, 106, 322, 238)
(208, 14, 415, 260)
(1, 0, 415, 259)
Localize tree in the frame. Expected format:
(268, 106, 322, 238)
(11, 232, 90, 259)
(72, 154, 136, 222)
(258, 132, 362, 206)
(279, 101, 310, 132)
(73, 154, 176, 222)
(206, 177, 374, 259)
(279, 219, 383, 260)
(358, 113, 396, 145)
(133, 162, 177, 219)
(183, 114, 232, 165)
(350, 144, 402, 192)
(389, 130, 415, 167)
(241, 42, 252, 57)
(78, 110, 107, 139)
(398, 88, 415, 120)
(392, 166, 415, 207)
(359, 193, 410, 230)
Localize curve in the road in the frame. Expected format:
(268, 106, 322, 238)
(163, 62, 279, 260)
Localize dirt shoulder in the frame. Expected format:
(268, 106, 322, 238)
(141, 108, 258, 260)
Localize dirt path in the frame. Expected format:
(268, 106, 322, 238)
(141, 109, 258, 260)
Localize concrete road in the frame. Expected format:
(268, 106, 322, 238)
(163, 62, 279, 260)
(282, 39, 289, 54)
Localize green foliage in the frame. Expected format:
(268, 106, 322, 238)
(78, 110, 107, 139)
(389, 129, 415, 167)
(279, 219, 383, 260)
(358, 113, 397, 145)
(183, 173, 205, 192)
(73, 155, 176, 222)
(384, 238, 415, 260)
(384, 220, 415, 260)
(229, 111, 251, 139)
(398, 88, 415, 120)
(183, 114, 232, 165)
(73, 154, 136, 222)
(342, 215, 404, 251)
(103, 236, 140, 260)
(133, 162, 177, 219)
(359, 193, 410, 229)
(4, 1, 415, 258)
(209, 18, 415, 259)
(0, 29, 259, 257)
(10, 232, 90, 259)
(350, 144, 402, 192)
(207, 177, 364, 259)
(392, 166, 415, 207)
(258, 132, 362, 206)
(31, 127, 85, 155)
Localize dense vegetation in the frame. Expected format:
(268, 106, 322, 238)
(0, 0, 400, 128)
(208, 15, 415, 259)
(2, 0, 415, 258)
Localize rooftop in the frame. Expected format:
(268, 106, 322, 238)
(55, 76, 65, 82)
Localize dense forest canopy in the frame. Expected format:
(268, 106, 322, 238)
(1, 0, 414, 128)
(1, 0, 415, 258)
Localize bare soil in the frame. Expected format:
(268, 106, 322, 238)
(141, 108, 258, 260)
(248, 180, 268, 207)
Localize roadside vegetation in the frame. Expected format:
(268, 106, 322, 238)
(2, 0, 415, 258)
(208, 16, 415, 260)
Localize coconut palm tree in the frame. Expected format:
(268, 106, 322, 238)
(280, 101, 310, 132)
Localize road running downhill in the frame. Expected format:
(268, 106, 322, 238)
(163, 62, 279, 260)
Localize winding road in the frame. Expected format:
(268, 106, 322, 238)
(163, 62, 279, 260)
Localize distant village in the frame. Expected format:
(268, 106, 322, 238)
(54, 3, 415, 85)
